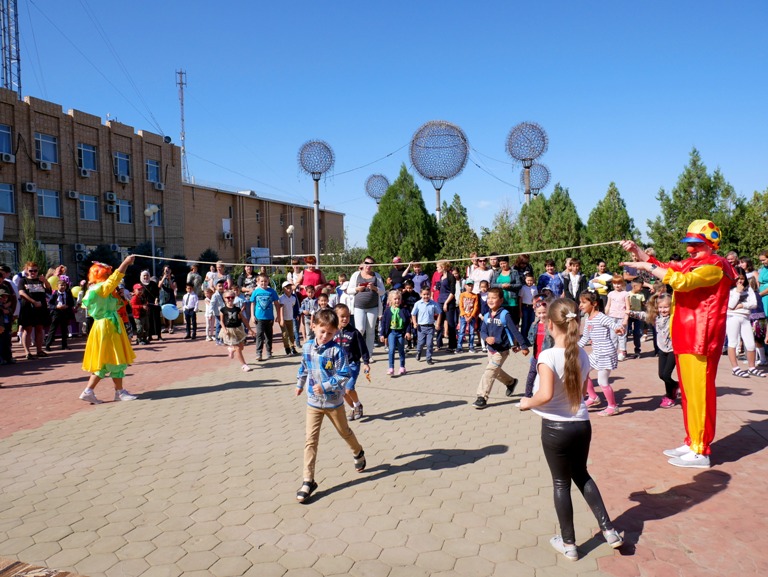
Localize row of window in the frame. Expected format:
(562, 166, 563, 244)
(0, 124, 162, 182)
(0, 183, 162, 224)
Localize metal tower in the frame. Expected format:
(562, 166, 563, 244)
(176, 69, 189, 182)
(0, 0, 21, 98)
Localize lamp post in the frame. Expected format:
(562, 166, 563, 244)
(144, 204, 159, 278)
(298, 140, 335, 266)
(286, 224, 295, 265)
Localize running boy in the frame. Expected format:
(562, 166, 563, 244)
(251, 274, 281, 361)
(278, 281, 299, 356)
(295, 309, 366, 503)
(475, 287, 530, 409)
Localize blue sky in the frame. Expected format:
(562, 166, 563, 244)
(19, 1, 768, 249)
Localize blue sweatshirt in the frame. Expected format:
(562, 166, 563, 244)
(480, 308, 529, 352)
(296, 339, 350, 409)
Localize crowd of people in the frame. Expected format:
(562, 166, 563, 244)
(2, 220, 764, 560)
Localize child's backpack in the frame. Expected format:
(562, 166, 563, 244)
(482, 308, 516, 348)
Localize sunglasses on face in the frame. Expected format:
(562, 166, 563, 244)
(364, 262, 374, 265)
(28, 270, 38, 274)
(535, 302, 547, 309)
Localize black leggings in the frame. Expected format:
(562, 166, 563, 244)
(541, 419, 614, 545)
(657, 350, 678, 400)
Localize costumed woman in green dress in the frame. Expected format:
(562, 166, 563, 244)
(79, 255, 138, 404)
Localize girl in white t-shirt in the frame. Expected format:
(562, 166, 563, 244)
(519, 298, 623, 562)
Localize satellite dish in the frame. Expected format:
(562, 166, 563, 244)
(163, 136, 172, 144)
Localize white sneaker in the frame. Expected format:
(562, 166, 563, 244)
(662, 444, 691, 458)
(549, 535, 578, 561)
(617, 353, 627, 361)
(114, 389, 137, 401)
(668, 452, 710, 469)
(79, 389, 103, 404)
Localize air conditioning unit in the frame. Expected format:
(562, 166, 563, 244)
(1, 152, 15, 163)
(67, 190, 79, 200)
(24, 182, 37, 193)
(110, 244, 120, 252)
(223, 232, 233, 240)
(79, 168, 90, 178)
(106, 204, 117, 214)
(117, 174, 130, 184)
(74, 243, 86, 252)
(104, 191, 117, 202)
(153, 182, 165, 191)
(38, 161, 52, 171)
(75, 253, 86, 262)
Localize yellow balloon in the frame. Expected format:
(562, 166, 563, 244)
(71, 286, 81, 298)
(47, 275, 59, 288)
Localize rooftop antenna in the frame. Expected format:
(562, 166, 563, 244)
(176, 69, 190, 182)
(0, 0, 22, 98)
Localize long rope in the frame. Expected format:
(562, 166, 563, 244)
(133, 240, 624, 270)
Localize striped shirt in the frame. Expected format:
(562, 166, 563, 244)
(578, 312, 623, 370)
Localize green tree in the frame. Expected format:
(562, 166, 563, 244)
(731, 189, 768, 259)
(366, 164, 438, 265)
(508, 193, 551, 272)
(479, 202, 519, 256)
(647, 148, 739, 259)
(19, 208, 48, 272)
(436, 194, 479, 260)
(583, 183, 640, 272)
(545, 184, 585, 267)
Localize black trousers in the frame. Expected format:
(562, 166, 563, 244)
(541, 419, 614, 545)
(657, 350, 678, 399)
(44, 311, 69, 349)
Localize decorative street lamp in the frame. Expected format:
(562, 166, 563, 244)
(365, 174, 390, 205)
(143, 204, 160, 278)
(286, 224, 295, 264)
(298, 140, 335, 266)
(409, 120, 469, 221)
(523, 162, 551, 198)
(505, 121, 548, 204)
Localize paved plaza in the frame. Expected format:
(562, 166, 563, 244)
(1, 330, 767, 577)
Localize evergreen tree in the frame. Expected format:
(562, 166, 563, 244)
(366, 164, 438, 265)
(731, 189, 768, 260)
(540, 183, 585, 269)
(19, 208, 48, 272)
(436, 194, 479, 260)
(480, 202, 519, 256)
(583, 183, 640, 272)
(647, 148, 739, 259)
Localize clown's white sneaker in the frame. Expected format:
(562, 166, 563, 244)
(662, 444, 691, 458)
(668, 452, 710, 469)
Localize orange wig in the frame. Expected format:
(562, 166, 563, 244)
(88, 262, 113, 284)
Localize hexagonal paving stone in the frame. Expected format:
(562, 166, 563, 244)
(209, 556, 253, 577)
(379, 546, 419, 566)
(145, 545, 187, 565)
(278, 549, 319, 570)
(414, 550, 456, 572)
(176, 550, 219, 572)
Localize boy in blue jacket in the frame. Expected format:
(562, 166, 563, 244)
(295, 309, 366, 502)
(475, 287, 530, 409)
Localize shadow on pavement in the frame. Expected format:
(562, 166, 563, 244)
(306, 444, 509, 503)
(360, 399, 467, 422)
(710, 414, 768, 466)
(139, 379, 283, 400)
(594, 469, 730, 556)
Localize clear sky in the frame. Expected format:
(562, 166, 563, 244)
(18, 0, 768, 250)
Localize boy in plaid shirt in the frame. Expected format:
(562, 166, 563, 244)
(295, 309, 366, 502)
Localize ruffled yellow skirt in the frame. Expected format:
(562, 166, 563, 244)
(82, 318, 136, 374)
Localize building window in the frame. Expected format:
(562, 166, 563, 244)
(117, 199, 132, 224)
(280, 237, 284, 249)
(39, 243, 62, 267)
(35, 132, 58, 163)
(257, 236, 261, 248)
(319, 240, 324, 252)
(279, 214, 284, 226)
(256, 209, 261, 223)
(37, 189, 61, 218)
(79, 194, 98, 221)
(145, 159, 160, 182)
(77, 143, 98, 171)
(0, 241, 18, 269)
(113, 152, 131, 177)
(300, 215, 304, 227)
(153, 204, 163, 226)
(319, 217, 322, 230)
(0, 183, 14, 214)
(0, 125, 11, 154)
(301, 238, 305, 251)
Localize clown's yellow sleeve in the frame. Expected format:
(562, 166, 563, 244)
(663, 265, 722, 293)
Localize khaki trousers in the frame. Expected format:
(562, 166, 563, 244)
(476, 349, 513, 399)
(281, 322, 295, 350)
(304, 405, 362, 481)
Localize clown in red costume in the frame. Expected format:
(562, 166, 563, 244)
(621, 220, 735, 468)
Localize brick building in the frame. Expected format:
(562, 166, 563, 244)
(0, 88, 344, 275)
